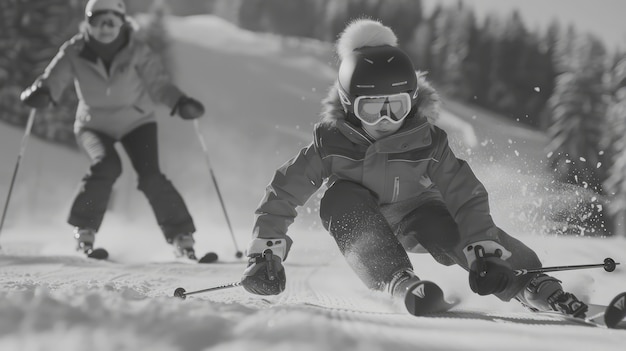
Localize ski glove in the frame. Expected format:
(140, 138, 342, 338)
(466, 243, 514, 295)
(20, 81, 52, 109)
(241, 250, 286, 295)
(171, 96, 204, 120)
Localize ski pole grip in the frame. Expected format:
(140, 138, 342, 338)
(264, 249, 276, 280)
(473, 246, 487, 277)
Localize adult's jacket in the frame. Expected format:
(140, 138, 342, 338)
(36, 27, 183, 139)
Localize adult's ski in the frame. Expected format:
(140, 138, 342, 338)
(85, 247, 109, 260)
(82, 248, 218, 264)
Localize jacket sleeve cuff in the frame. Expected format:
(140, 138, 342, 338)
(246, 235, 293, 261)
(462, 240, 512, 266)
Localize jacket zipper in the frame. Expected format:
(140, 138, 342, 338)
(392, 176, 400, 202)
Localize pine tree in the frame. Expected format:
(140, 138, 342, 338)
(319, 0, 422, 45)
(604, 53, 626, 236)
(426, 1, 477, 100)
(546, 34, 607, 192)
(0, 0, 84, 147)
(471, 14, 498, 108)
(406, 15, 434, 72)
(535, 19, 562, 130)
(136, 0, 172, 74)
(485, 11, 528, 116)
(407, 4, 444, 75)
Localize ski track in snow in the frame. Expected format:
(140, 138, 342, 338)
(1, 234, 625, 351)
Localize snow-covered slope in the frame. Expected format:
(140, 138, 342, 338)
(0, 15, 624, 351)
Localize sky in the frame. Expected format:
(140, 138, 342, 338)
(423, 0, 626, 49)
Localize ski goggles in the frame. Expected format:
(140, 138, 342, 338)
(87, 11, 125, 29)
(353, 92, 412, 126)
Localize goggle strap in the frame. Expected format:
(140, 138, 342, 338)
(338, 88, 351, 106)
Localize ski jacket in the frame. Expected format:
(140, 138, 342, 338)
(253, 72, 500, 257)
(37, 26, 183, 139)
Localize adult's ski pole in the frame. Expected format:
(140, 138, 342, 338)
(173, 281, 241, 299)
(0, 108, 37, 243)
(513, 257, 619, 276)
(192, 119, 243, 258)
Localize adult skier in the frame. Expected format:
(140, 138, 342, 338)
(19, 0, 205, 259)
(239, 19, 588, 317)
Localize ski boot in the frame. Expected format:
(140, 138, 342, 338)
(74, 227, 96, 254)
(171, 233, 197, 260)
(74, 227, 108, 259)
(388, 269, 455, 316)
(517, 274, 588, 318)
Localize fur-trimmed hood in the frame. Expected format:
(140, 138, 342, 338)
(320, 70, 441, 127)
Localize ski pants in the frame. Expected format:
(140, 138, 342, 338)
(68, 122, 195, 241)
(319, 180, 541, 301)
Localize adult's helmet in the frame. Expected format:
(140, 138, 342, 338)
(85, 0, 126, 18)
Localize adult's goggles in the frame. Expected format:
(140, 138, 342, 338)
(354, 92, 412, 126)
(88, 10, 124, 29)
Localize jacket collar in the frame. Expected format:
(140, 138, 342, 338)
(77, 25, 133, 67)
(336, 116, 432, 153)
(319, 70, 440, 153)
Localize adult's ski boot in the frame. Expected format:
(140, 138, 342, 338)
(74, 227, 108, 259)
(74, 227, 96, 254)
(171, 233, 197, 260)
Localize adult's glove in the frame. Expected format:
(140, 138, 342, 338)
(20, 81, 52, 109)
(465, 241, 514, 296)
(241, 250, 286, 295)
(171, 96, 204, 120)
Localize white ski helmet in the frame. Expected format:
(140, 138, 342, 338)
(85, 0, 126, 18)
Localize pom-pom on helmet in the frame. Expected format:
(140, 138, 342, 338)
(336, 20, 418, 126)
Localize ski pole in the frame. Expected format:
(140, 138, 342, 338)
(173, 281, 241, 299)
(192, 119, 243, 259)
(513, 257, 619, 276)
(0, 108, 37, 242)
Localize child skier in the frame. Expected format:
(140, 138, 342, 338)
(20, 0, 204, 259)
(240, 19, 588, 317)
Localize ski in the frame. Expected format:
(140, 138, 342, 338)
(423, 292, 626, 329)
(197, 251, 219, 264)
(80, 247, 218, 263)
(602, 292, 626, 328)
(85, 247, 109, 260)
(177, 248, 219, 264)
(404, 280, 459, 316)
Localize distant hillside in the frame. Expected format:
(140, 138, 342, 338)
(127, 0, 214, 16)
